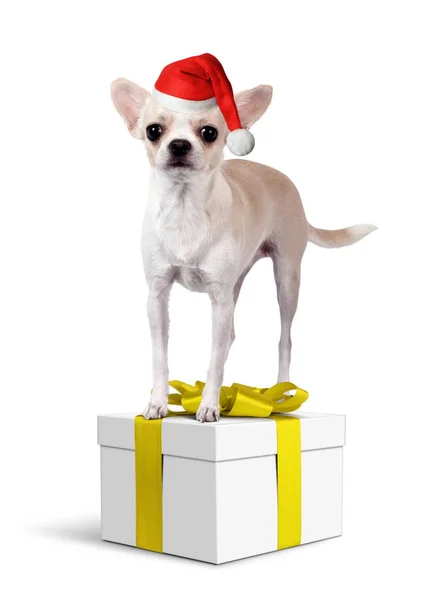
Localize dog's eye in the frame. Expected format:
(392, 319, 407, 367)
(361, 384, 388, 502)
(200, 126, 218, 143)
(146, 124, 163, 142)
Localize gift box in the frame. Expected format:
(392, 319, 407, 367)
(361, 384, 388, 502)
(97, 408, 345, 564)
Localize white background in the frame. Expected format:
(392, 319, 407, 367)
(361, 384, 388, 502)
(1, 0, 423, 598)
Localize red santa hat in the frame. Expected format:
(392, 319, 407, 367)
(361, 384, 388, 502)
(152, 53, 255, 156)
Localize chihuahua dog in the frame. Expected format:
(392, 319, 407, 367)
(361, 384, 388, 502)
(111, 56, 376, 423)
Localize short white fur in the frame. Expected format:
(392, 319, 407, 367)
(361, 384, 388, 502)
(111, 78, 376, 422)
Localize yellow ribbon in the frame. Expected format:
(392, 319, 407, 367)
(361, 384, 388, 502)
(134, 417, 163, 552)
(167, 379, 309, 417)
(135, 380, 308, 555)
(274, 415, 301, 548)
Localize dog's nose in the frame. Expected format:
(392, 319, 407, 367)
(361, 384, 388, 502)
(169, 139, 192, 157)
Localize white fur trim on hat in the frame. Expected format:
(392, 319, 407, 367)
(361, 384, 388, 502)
(152, 88, 217, 113)
(226, 129, 255, 156)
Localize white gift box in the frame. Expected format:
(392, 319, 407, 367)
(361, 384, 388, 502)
(97, 412, 345, 564)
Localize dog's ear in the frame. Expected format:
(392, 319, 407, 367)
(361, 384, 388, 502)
(111, 78, 150, 138)
(234, 85, 273, 129)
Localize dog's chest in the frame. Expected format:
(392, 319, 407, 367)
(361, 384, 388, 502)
(159, 223, 206, 267)
(156, 209, 210, 292)
(156, 195, 210, 269)
(160, 223, 209, 292)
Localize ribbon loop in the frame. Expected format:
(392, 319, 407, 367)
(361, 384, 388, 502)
(166, 380, 308, 417)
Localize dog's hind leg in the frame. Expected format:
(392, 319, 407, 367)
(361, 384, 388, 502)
(272, 255, 302, 382)
(226, 255, 262, 360)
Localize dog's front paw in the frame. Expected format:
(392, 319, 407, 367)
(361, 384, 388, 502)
(196, 403, 220, 423)
(142, 400, 168, 420)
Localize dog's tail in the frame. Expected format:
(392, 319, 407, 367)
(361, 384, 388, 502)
(308, 223, 377, 249)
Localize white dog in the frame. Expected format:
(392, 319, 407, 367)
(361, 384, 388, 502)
(111, 54, 376, 422)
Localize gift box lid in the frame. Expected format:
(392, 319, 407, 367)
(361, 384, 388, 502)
(97, 412, 345, 462)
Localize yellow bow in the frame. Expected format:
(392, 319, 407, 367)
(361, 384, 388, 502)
(167, 380, 308, 417)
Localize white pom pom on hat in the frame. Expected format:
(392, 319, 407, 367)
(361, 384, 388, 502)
(226, 128, 255, 156)
(151, 53, 256, 156)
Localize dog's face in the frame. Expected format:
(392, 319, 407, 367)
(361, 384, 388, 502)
(140, 100, 227, 173)
(111, 79, 272, 175)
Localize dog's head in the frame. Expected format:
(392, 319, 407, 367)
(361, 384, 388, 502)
(111, 79, 272, 175)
